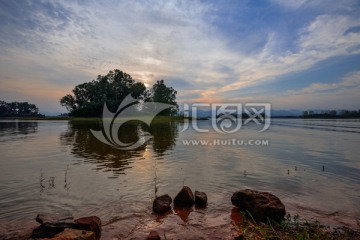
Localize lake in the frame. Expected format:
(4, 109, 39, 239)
(0, 119, 359, 238)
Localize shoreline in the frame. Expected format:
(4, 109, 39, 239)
(1, 187, 359, 239)
(1, 116, 360, 121)
(1, 206, 359, 239)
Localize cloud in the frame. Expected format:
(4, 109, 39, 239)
(0, 1, 360, 112)
(270, 0, 309, 10)
(273, 86, 360, 110)
(265, 71, 360, 110)
(1, 0, 243, 106)
(203, 14, 360, 101)
(288, 71, 360, 95)
(270, 0, 359, 12)
(298, 15, 360, 55)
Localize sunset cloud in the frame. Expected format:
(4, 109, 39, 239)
(288, 71, 360, 95)
(0, 0, 359, 113)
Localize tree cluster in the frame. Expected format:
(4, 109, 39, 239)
(302, 109, 360, 118)
(0, 100, 41, 117)
(60, 69, 178, 117)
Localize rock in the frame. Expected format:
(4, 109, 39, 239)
(32, 214, 101, 239)
(74, 216, 101, 240)
(173, 186, 194, 207)
(153, 194, 172, 214)
(35, 213, 76, 229)
(231, 189, 286, 222)
(31, 225, 63, 238)
(146, 230, 161, 240)
(195, 191, 208, 208)
(49, 228, 96, 240)
(31, 214, 75, 238)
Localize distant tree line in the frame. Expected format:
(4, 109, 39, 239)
(60, 69, 178, 117)
(0, 100, 42, 117)
(302, 110, 360, 118)
(215, 112, 266, 119)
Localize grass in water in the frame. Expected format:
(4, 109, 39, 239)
(234, 212, 360, 240)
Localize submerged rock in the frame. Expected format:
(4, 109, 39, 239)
(35, 213, 75, 229)
(195, 191, 208, 208)
(31, 213, 102, 239)
(146, 230, 161, 240)
(50, 228, 96, 240)
(31, 225, 63, 238)
(32, 213, 75, 238)
(231, 189, 286, 222)
(75, 216, 102, 240)
(174, 186, 194, 207)
(153, 194, 172, 214)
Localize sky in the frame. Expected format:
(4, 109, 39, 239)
(0, 0, 360, 114)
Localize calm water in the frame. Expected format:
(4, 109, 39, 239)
(0, 119, 360, 236)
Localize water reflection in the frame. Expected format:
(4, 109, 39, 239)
(60, 120, 179, 177)
(0, 121, 38, 138)
(173, 207, 193, 222)
(149, 121, 178, 156)
(1, 119, 360, 235)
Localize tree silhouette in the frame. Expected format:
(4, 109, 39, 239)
(0, 100, 40, 117)
(60, 70, 178, 117)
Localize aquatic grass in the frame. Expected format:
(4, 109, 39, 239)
(235, 211, 359, 240)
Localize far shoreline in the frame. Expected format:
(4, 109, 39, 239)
(1, 116, 360, 121)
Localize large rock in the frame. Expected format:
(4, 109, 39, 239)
(31, 225, 64, 239)
(146, 230, 161, 240)
(35, 213, 75, 229)
(231, 189, 286, 222)
(194, 191, 208, 208)
(74, 216, 101, 240)
(32, 213, 76, 238)
(32, 214, 102, 239)
(48, 228, 96, 240)
(174, 186, 194, 207)
(153, 194, 172, 214)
